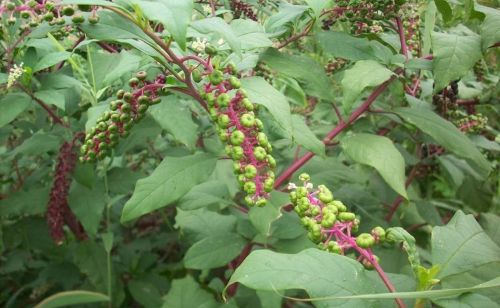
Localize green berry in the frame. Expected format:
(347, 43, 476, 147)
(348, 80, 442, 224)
(266, 155, 276, 169)
(138, 95, 150, 105)
(192, 69, 202, 83)
(229, 76, 241, 89)
(136, 71, 147, 80)
(232, 146, 244, 160)
(318, 186, 333, 204)
(6, 2, 15, 10)
(88, 15, 100, 24)
(121, 102, 131, 113)
(209, 70, 223, 85)
(242, 98, 254, 111)
(253, 146, 267, 161)
(264, 178, 274, 192)
(218, 114, 231, 128)
(371, 227, 386, 242)
(244, 181, 256, 194)
(129, 77, 139, 87)
(356, 233, 375, 248)
(244, 165, 257, 179)
(63, 6, 75, 16)
(338, 212, 355, 222)
(116, 90, 125, 99)
(230, 130, 245, 146)
(72, 14, 85, 24)
(255, 198, 267, 207)
(240, 113, 255, 128)
(217, 93, 230, 107)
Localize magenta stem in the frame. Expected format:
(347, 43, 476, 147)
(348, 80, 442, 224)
(396, 17, 409, 59)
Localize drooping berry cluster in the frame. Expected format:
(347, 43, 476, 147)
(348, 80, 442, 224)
(432, 80, 459, 116)
(230, 0, 257, 21)
(289, 174, 387, 269)
(47, 137, 87, 244)
(455, 113, 488, 133)
(322, 0, 403, 34)
(200, 65, 275, 207)
(80, 72, 164, 162)
(401, 2, 420, 55)
(0, 1, 99, 34)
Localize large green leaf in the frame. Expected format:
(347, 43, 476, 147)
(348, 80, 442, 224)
(0, 93, 32, 128)
(341, 133, 408, 199)
(177, 181, 231, 210)
(431, 31, 482, 91)
(227, 248, 413, 308)
(34, 90, 66, 110)
(184, 233, 246, 269)
(291, 115, 325, 157)
(341, 60, 393, 112)
(162, 276, 218, 308)
(260, 48, 333, 100)
(175, 208, 237, 242)
(130, 0, 192, 50)
(434, 0, 453, 23)
(149, 97, 198, 149)
(191, 17, 240, 53)
(248, 191, 288, 237)
(35, 291, 109, 308)
(241, 77, 293, 135)
(231, 19, 273, 50)
(68, 182, 106, 237)
(33, 51, 71, 72)
(395, 107, 490, 175)
(432, 211, 500, 279)
(480, 10, 500, 50)
(121, 153, 217, 222)
(317, 32, 387, 62)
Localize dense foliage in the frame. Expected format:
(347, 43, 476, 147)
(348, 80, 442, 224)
(0, 0, 499, 307)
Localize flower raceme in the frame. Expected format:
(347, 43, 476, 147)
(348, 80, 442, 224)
(80, 71, 164, 162)
(200, 64, 276, 207)
(289, 174, 387, 269)
(47, 138, 87, 244)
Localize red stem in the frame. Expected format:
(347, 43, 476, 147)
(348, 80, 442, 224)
(396, 17, 409, 59)
(385, 163, 420, 222)
(274, 72, 400, 188)
(226, 243, 253, 297)
(18, 84, 68, 127)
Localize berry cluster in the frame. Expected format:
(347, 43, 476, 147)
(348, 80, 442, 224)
(322, 0, 403, 34)
(200, 65, 275, 207)
(230, 0, 257, 21)
(289, 174, 386, 269)
(401, 2, 420, 55)
(0, 1, 99, 34)
(433, 80, 459, 116)
(80, 72, 164, 162)
(455, 113, 488, 133)
(47, 138, 87, 244)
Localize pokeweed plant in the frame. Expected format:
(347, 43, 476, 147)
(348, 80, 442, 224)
(0, 0, 498, 307)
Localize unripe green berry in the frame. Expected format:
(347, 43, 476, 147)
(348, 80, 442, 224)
(244, 165, 257, 179)
(150, 97, 161, 105)
(242, 98, 254, 111)
(205, 44, 217, 56)
(232, 146, 244, 160)
(72, 14, 85, 24)
(138, 95, 150, 105)
(209, 70, 223, 85)
(332, 200, 347, 212)
(255, 198, 267, 207)
(255, 119, 264, 131)
(121, 102, 131, 113)
(245, 196, 254, 206)
(362, 255, 380, 270)
(243, 181, 256, 194)
(44, 13, 54, 22)
(217, 93, 230, 107)
(21, 11, 31, 19)
(120, 113, 131, 122)
(229, 76, 241, 89)
(129, 77, 139, 87)
(88, 15, 100, 24)
(217, 114, 230, 128)
(240, 113, 255, 128)
(253, 146, 267, 161)
(63, 6, 75, 16)
(266, 155, 276, 169)
(6, 2, 15, 10)
(371, 226, 386, 242)
(298, 173, 310, 182)
(318, 190, 333, 204)
(230, 130, 245, 146)
(136, 71, 147, 80)
(192, 69, 202, 83)
(264, 177, 274, 192)
(356, 233, 375, 248)
(338, 212, 355, 222)
(138, 104, 148, 114)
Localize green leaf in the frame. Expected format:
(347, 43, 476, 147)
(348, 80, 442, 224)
(431, 31, 482, 91)
(128, 280, 162, 308)
(33, 51, 71, 72)
(432, 211, 500, 279)
(184, 233, 246, 269)
(121, 153, 217, 222)
(177, 181, 231, 210)
(35, 290, 109, 308)
(260, 48, 333, 100)
(0, 93, 32, 128)
(306, 0, 331, 18)
(265, 3, 308, 35)
(480, 10, 500, 50)
(241, 76, 293, 135)
(130, 0, 192, 50)
(34, 90, 66, 110)
(291, 115, 325, 157)
(249, 191, 288, 237)
(0, 187, 50, 218)
(317, 31, 392, 63)
(148, 97, 198, 149)
(227, 248, 412, 308)
(9, 131, 61, 157)
(175, 208, 237, 242)
(434, 0, 452, 23)
(231, 19, 273, 50)
(341, 60, 393, 112)
(191, 17, 240, 53)
(162, 276, 218, 308)
(68, 182, 106, 237)
(61, 0, 123, 8)
(480, 213, 500, 247)
(394, 107, 490, 175)
(385, 227, 421, 274)
(341, 133, 408, 199)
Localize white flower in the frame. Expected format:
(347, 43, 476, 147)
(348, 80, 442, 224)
(202, 4, 212, 15)
(305, 182, 313, 190)
(7, 62, 25, 88)
(287, 183, 297, 190)
(191, 37, 208, 53)
(217, 38, 225, 45)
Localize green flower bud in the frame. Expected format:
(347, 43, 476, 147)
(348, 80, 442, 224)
(356, 233, 375, 248)
(332, 200, 347, 212)
(327, 241, 341, 254)
(245, 196, 255, 206)
(192, 69, 202, 83)
(230, 130, 245, 146)
(264, 177, 274, 192)
(6, 2, 16, 10)
(318, 189, 333, 204)
(72, 14, 85, 24)
(255, 198, 267, 207)
(255, 119, 264, 131)
(266, 155, 276, 169)
(298, 173, 310, 182)
(88, 15, 100, 24)
(371, 226, 386, 242)
(296, 187, 308, 198)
